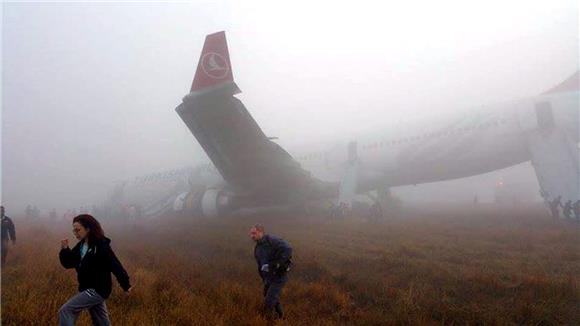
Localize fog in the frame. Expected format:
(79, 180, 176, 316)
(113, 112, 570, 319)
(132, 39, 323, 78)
(1, 1, 578, 213)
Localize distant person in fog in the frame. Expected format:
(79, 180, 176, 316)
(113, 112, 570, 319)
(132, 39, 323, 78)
(32, 205, 39, 219)
(369, 201, 384, 222)
(1, 206, 16, 266)
(329, 202, 339, 219)
(549, 196, 562, 219)
(573, 200, 580, 220)
(562, 200, 573, 219)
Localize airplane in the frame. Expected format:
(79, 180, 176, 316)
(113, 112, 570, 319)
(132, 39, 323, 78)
(105, 31, 579, 218)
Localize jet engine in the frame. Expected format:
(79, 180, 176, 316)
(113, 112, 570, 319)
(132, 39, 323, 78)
(175, 188, 233, 218)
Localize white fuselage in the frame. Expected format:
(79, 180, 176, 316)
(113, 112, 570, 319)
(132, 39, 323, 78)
(111, 90, 578, 212)
(291, 90, 579, 193)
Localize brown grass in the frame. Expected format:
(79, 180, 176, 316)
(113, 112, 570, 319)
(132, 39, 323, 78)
(2, 204, 579, 325)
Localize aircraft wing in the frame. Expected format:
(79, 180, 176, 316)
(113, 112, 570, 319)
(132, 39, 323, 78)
(176, 32, 334, 204)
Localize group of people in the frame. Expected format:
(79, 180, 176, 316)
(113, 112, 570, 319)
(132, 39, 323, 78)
(329, 202, 349, 219)
(58, 218, 291, 325)
(21, 205, 102, 221)
(62, 206, 101, 221)
(548, 196, 580, 220)
(329, 201, 385, 221)
(24, 205, 40, 219)
(1, 205, 293, 325)
(2, 190, 578, 325)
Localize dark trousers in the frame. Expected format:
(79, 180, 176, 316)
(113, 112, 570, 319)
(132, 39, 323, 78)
(1, 239, 9, 265)
(263, 279, 286, 319)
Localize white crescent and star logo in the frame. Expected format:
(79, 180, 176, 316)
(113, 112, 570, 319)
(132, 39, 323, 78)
(201, 52, 229, 79)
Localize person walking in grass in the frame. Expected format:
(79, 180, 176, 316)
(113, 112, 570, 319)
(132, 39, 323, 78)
(573, 200, 580, 220)
(562, 200, 573, 219)
(249, 223, 293, 321)
(549, 196, 562, 219)
(1, 205, 16, 266)
(59, 214, 132, 326)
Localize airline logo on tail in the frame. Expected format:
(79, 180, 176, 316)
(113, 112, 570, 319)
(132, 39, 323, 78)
(190, 31, 235, 92)
(201, 52, 229, 79)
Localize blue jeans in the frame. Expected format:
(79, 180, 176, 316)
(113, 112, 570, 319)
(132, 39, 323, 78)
(58, 289, 110, 326)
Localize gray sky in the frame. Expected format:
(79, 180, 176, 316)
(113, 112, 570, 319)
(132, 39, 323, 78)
(1, 1, 578, 212)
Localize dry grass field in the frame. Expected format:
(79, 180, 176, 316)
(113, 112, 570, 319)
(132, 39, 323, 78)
(2, 204, 579, 325)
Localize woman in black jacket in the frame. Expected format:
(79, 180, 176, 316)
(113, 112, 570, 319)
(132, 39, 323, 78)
(58, 214, 131, 326)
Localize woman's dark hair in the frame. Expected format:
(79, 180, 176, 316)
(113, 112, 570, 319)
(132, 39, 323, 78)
(72, 214, 105, 245)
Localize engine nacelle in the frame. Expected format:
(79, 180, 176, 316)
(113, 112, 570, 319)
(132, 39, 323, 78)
(175, 188, 232, 218)
(201, 188, 231, 217)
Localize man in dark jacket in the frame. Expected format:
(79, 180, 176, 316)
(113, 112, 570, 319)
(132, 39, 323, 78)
(1, 206, 16, 266)
(250, 224, 292, 320)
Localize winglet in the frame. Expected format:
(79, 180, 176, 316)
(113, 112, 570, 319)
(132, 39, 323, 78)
(542, 71, 579, 95)
(190, 31, 239, 94)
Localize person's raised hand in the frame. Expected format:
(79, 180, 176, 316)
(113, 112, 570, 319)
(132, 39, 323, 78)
(61, 239, 69, 249)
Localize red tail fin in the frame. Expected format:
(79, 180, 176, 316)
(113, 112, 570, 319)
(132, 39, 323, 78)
(190, 31, 235, 92)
